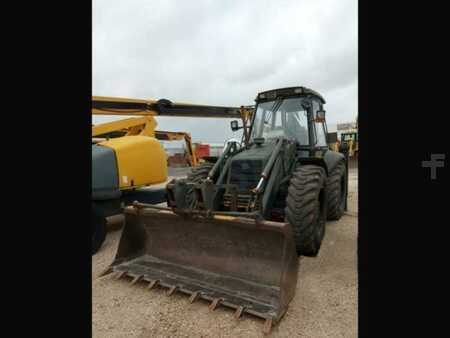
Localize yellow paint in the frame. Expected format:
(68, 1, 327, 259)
(340, 132, 358, 157)
(99, 136, 167, 189)
(92, 96, 159, 116)
(92, 116, 157, 137)
(155, 130, 198, 166)
(92, 95, 235, 117)
(93, 96, 157, 104)
(214, 215, 237, 221)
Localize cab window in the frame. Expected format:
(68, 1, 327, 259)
(312, 99, 327, 147)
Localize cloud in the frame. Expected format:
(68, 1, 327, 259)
(93, 0, 357, 142)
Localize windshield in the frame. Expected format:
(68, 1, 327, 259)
(251, 97, 310, 145)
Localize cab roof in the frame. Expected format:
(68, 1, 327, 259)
(256, 86, 326, 104)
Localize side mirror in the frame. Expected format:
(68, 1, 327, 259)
(315, 110, 326, 122)
(230, 120, 240, 131)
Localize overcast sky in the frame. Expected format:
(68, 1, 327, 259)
(93, 0, 357, 143)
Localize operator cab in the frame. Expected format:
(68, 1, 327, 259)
(251, 87, 329, 150)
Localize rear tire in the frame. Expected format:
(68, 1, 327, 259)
(92, 206, 107, 255)
(285, 165, 327, 257)
(185, 162, 214, 208)
(325, 161, 347, 220)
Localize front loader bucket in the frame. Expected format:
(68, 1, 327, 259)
(107, 205, 299, 333)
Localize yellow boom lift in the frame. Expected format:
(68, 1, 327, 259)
(92, 96, 252, 254)
(92, 116, 199, 166)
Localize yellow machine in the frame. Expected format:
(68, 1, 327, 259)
(93, 117, 167, 190)
(92, 115, 200, 191)
(327, 131, 340, 152)
(92, 96, 251, 254)
(337, 115, 358, 159)
(340, 131, 358, 157)
(155, 130, 199, 167)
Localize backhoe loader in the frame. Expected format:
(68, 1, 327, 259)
(92, 97, 249, 254)
(103, 87, 348, 333)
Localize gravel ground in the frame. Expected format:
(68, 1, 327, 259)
(93, 167, 358, 338)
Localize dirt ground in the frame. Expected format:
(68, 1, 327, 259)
(92, 167, 358, 338)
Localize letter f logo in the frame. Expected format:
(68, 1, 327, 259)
(422, 154, 445, 180)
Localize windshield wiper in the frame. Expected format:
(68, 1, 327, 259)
(264, 99, 284, 124)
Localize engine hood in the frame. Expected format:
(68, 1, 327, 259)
(231, 141, 277, 163)
(228, 141, 277, 191)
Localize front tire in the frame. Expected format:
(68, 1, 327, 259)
(185, 162, 214, 208)
(285, 165, 327, 257)
(325, 161, 347, 220)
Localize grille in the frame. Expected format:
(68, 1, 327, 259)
(222, 193, 259, 211)
(229, 159, 263, 191)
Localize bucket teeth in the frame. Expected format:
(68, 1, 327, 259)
(111, 272, 278, 333)
(167, 285, 178, 296)
(115, 271, 127, 280)
(99, 267, 113, 277)
(147, 280, 159, 290)
(263, 318, 273, 335)
(234, 306, 245, 319)
(209, 298, 223, 311)
(130, 275, 143, 285)
(189, 291, 200, 304)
